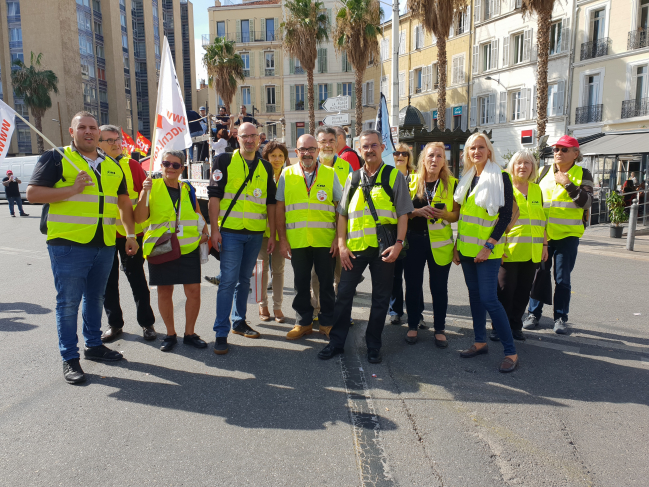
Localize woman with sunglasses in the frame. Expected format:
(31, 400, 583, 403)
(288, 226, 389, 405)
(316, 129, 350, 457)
(136, 150, 210, 352)
(452, 133, 518, 373)
(258, 141, 289, 323)
(403, 142, 459, 346)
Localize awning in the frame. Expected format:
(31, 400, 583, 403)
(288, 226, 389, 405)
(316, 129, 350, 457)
(580, 132, 649, 156)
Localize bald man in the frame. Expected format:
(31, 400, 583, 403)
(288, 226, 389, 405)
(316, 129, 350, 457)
(208, 122, 278, 355)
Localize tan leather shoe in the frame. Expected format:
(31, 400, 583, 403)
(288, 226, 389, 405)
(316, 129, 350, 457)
(259, 306, 271, 322)
(286, 324, 313, 340)
(274, 309, 286, 323)
(101, 326, 123, 342)
(319, 325, 332, 338)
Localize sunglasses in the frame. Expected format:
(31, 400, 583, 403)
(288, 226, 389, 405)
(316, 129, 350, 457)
(394, 151, 409, 157)
(162, 161, 182, 169)
(553, 147, 571, 153)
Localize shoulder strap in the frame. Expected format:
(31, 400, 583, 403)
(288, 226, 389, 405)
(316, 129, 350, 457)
(380, 165, 395, 204)
(536, 164, 551, 184)
(361, 181, 381, 226)
(347, 169, 362, 207)
(220, 159, 258, 229)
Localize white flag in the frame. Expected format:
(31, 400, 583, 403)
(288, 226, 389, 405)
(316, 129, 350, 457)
(150, 36, 192, 172)
(0, 99, 17, 163)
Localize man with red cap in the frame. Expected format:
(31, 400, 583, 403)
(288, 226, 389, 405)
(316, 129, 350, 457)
(2, 170, 29, 217)
(523, 135, 593, 334)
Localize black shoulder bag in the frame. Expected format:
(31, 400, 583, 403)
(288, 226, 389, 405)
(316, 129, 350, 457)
(40, 147, 65, 235)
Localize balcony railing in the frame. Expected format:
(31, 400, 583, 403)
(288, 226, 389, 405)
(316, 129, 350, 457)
(294, 66, 305, 75)
(580, 38, 611, 60)
(295, 101, 304, 111)
(265, 68, 275, 77)
(266, 104, 276, 113)
(242, 69, 250, 77)
(9, 40, 23, 49)
(7, 14, 21, 23)
(621, 98, 649, 119)
(628, 30, 648, 50)
(203, 31, 282, 44)
(575, 104, 603, 124)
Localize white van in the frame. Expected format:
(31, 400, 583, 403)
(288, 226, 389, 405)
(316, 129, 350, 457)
(0, 155, 39, 200)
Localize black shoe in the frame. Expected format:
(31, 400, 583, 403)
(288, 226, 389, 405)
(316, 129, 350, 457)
(512, 330, 526, 341)
(434, 331, 449, 349)
(84, 344, 123, 361)
(232, 321, 260, 338)
(142, 326, 157, 341)
(63, 358, 86, 384)
(367, 348, 382, 364)
(489, 329, 500, 342)
(405, 332, 418, 345)
(19, 213, 29, 216)
(183, 333, 207, 348)
(213, 337, 229, 355)
(204, 275, 220, 286)
(10, 214, 15, 217)
(160, 334, 177, 352)
(390, 315, 402, 325)
(101, 326, 123, 342)
(460, 344, 489, 358)
(318, 343, 344, 360)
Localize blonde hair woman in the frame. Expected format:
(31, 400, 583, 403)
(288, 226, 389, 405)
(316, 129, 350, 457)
(494, 149, 548, 342)
(452, 133, 518, 373)
(402, 142, 460, 346)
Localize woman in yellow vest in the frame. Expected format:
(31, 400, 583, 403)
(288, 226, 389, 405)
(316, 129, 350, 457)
(495, 149, 548, 342)
(404, 142, 460, 346)
(258, 141, 288, 323)
(135, 150, 210, 352)
(452, 133, 519, 373)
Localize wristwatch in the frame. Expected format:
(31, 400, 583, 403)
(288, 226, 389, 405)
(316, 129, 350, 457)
(126, 234, 136, 238)
(483, 242, 495, 252)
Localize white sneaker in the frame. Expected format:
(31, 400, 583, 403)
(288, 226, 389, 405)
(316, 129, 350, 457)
(522, 314, 539, 330)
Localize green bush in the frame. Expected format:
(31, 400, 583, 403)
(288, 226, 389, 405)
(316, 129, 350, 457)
(606, 191, 628, 226)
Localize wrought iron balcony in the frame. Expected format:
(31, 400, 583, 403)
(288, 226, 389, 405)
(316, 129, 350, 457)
(265, 68, 275, 77)
(580, 38, 611, 60)
(202, 34, 210, 47)
(621, 98, 649, 119)
(266, 104, 276, 113)
(294, 66, 305, 75)
(628, 31, 648, 50)
(242, 69, 250, 77)
(575, 104, 603, 124)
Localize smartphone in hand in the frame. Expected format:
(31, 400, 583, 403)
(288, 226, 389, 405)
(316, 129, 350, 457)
(434, 203, 445, 210)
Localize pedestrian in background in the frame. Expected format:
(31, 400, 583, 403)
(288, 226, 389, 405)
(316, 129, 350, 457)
(211, 128, 229, 156)
(452, 133, 518, 373)
(187, 108, 203, 162)
(334, 126, 362, 171)
(135, 149, 209, 352)
(496, 149, 548, 342)
(404, 142, 459, 347)
(258, 140, 289, 323)
(27, 111, 138, 384)
(3, 170, 28, 217)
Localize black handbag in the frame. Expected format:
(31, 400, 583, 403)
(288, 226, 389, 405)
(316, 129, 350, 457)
(530, 260, 553, 305)
(361, 184, 408, 260)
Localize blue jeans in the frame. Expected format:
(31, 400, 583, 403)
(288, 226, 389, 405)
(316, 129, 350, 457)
(189, 130, 204, 161)
(460, 257, 516, 356)
(528, 236, 579, 322)
(213, 231, 263, 337)
(7, 196, 24, 215)
(48, 245, 115, 361)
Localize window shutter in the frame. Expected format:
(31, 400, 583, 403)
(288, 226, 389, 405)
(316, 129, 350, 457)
(499, 91, 507, 123)
(322, 48, 328, 73)
(491, 39, 498, 70)
(470, 96, 477, 127)
(337, 82, 342, 96)
(510, 0, 515, 10)
(351, 86, 356, 108)
(275, 85, 281, 110)
(399, 31, 406, 55)
(427, 64, 433, 91)
(421, 66, 428, 91)
(290, 85, 295, 110)
(261, 18, 266, 42)
(561, 18, 570, 52)
(432, 32, 437, 45)
(445, 107, 452, 127)
(475, 0, 481, 23)
(399, 71, 405, 97)
(362, 83, 367, 106)
(409, 70, 414, 95)
(557, 80, 565, 115)
(520, 88, 528, 119)
(305, 87, 309, 111)
(236, 20, 241, 42)
(493, 0, 500, 16)
(465, 7, 471, 29)
(502, 36, 510, 67)
(460, 54, 466, 83)
(488, 92, 496, 124)
(422, 111, 431, 130)
(328, 83, 333, 103)
(472, 45, 479, 74)
(250, 85, 256, 110)
(413, 26, 418, 50)
(291, 122, 296, 147)
(449, 19, 455, 38)
(419, 27, 424, 48)
(532, 85, 537, 118)
(236, 89, 241, 109)
(460, 106, 468, 130)
(523, 28, 532, 62)
(290, 57, 295, 74)
(327, 8, 332, 26)
(275, 18, 279, 36)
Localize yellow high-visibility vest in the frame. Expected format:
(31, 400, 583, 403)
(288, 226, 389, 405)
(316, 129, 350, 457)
(539, 164, 585, 240)
(425, 177, 457, 266)
(504, 183, 546, 263)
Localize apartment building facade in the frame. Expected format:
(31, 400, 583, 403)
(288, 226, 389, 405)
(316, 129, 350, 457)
(0, 0, 196, 155)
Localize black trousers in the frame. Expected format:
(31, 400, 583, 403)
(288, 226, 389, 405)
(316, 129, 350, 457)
(103, 236, 156, 329)
(291, 247, 335, 327)
(497, 260, 538, 331)
(329, 247, 396, 350)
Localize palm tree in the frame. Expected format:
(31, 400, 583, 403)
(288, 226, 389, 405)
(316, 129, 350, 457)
(203, 37, 245, 115)
(10, 52, 58, 154)
(407, 0, 468, 130)
(333, 0, 382, 136)
(521, 0, 555, 137)
(282, 0, 330, 135)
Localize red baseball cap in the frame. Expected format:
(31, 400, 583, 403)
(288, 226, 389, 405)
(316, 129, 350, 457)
(552, 135, 579, 148)
(6, 170, 13, 175)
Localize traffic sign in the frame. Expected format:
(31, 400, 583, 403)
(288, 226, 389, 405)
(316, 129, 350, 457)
(323, 113, 350, 126)
(323, 96, 351, 112)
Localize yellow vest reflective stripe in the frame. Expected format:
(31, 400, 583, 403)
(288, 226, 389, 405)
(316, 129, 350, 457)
(219, 150, 268, 232)
(48, 146, 121, 245)
(347, 165, 398, 251)
(284, 163, 336, 248)
(539, 164, 585, 239)
(426, 177, 457, 266)
(504, 183, 546, 263)
(457, 172, 507, 259)
(142, 179, 200, 258)
(115, 158, 144, 235)
(407, 172, 419, 199)
(331, 155, 351, 189)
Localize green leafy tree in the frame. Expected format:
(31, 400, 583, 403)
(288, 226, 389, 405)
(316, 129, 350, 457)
(203, 37, 245, 114)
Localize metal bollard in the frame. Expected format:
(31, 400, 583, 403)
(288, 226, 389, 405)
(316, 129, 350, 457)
(626, 198, 639, 251)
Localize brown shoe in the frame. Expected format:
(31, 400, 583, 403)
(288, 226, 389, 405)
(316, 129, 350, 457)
(274, 309, 286, 323)
(259, 306, 271, 322)
(499, 356, 519, 373)
(319, 325, 332, 338)
(459, 344, 488, 358)
(286, 324, 313, 340)
(142, 326, 157, 341)
(101, 326, 123, 342)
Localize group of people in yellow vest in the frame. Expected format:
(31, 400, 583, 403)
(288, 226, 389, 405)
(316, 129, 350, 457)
(28, 110, 591, 384)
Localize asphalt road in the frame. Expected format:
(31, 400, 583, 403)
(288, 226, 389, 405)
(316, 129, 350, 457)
(1, 202, 648, 487)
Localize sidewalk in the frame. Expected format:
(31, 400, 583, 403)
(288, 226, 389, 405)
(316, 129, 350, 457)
(579, 222, 649, 260)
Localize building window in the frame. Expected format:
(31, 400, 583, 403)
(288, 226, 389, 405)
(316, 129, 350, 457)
(241, 53, 250, 76)
(584, 74, 601, 106)
(342, 82, 353, 97)
(154, 43, 160, 56)
(481, 43, 491, 72)
(318, 48, 328, 73)
(432, 64, 439, 89)
(318, 84, 328, 109)
(479, 96, 489, 125)
(124, 75, 131, 89)
(241, 86, 251, 106)
(95, 44, 104, 59)
(92, 0, 101, 11)
(453, 113, 461, 130)
(294, 58, 304, 75)
(511, 90, 525, 120)
(415, 68, 423, 93)
(94, 20, 102, 35)
(83, 83, 97, 103)
(512, 32, 524, 64)
(456, 10, 467, 35)
(76, 0, 90, 6)
(7, 1, 20, 18)
(451, 54, 465, 85)
(399, 71, 406, 97)
(217, 21, 225, 38)
(549, 21, 562, 55)
(296, 124, 306, 139)
(266, 85, 276, 111)
(77, 12, 91, 31)
(122, 34, 128, 48)
(100, 111, 109, 125)
(99, 89, 108, 103)
(295, 84, 305, 110)
(123, 53, 129, 68)
(342, 52, 352, 72)
(241, 19, 250, 43)
(265, 52, 275, 76)
(398, 30, 406, 55)
(381, 76, 389, 97)
(266, 18, 275, 41)
(266, 123, 277, 139)
(414, 25, 424, 50)
(363, 80, 374, 105)
(589, 8, 606, 43)
(121, 12, 127, 28)
(97, 68, 106, 80)
(126, 117, 132, 130)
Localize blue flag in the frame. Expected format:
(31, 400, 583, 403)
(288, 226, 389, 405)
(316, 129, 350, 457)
(375, 93, 395, 167)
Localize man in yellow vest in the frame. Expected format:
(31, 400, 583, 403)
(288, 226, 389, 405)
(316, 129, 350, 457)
(318, 130, 413, 364)
(524, 135, 593, 334)
(276, 134, 343, 339)
(27, 112, 139, 384)
(208, 122, 277, 355)
(97, 125, 156, 343)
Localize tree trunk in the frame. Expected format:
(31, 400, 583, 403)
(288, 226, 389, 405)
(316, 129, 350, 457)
(536, 8, 552, 137)
(355, 68, 363, 136)
(34, 113, 44, 154)
(307, 68, 315, 135)
(437, 36, 447, 131)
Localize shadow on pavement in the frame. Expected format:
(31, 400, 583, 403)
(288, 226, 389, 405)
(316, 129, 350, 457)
(0, 301, 52, 331)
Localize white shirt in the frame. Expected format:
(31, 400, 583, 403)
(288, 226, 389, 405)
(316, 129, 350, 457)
(211, 138, 228, 155)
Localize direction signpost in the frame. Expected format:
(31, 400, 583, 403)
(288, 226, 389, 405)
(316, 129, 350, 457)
(323, 113, 350, 125)
(322, 96, 351, 126)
